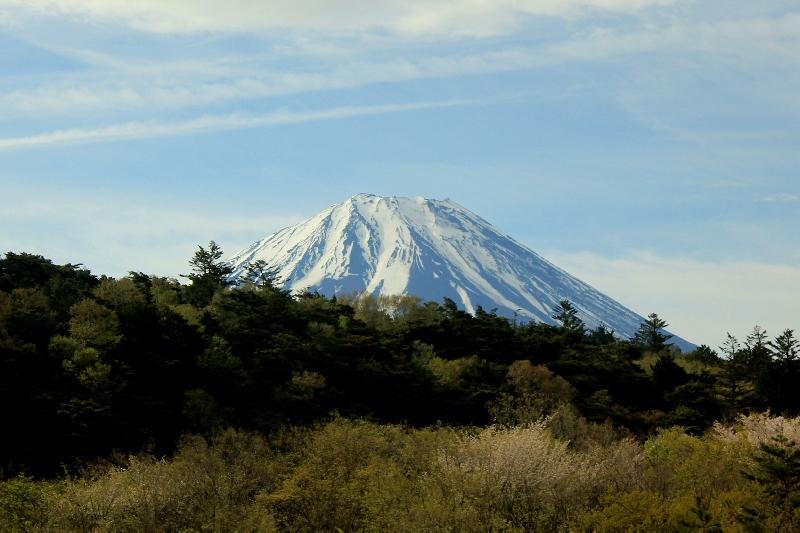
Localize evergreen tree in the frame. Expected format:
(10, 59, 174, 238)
(770, 329, 799, 364)
(745, 434, 800, 527)
(717, 333, 751, 417)
(241, 259, 279, 287)
(183, 241, 235, 307)
(551, 300, 585, 338)
(744, 326, 772, 408)
(686, 344, 719, 365)
(586, 324, 616, 346)
(765, 330, 800, 415)
(633, 313, 673, 352)
(652, 353, 688, 395)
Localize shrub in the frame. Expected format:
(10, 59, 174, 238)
(0, 475, 52, 531)
(262, 418, 454, 531)
(426, 423, 643, 531)
(47, 429, 280, 532)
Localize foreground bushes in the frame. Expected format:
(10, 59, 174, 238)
(44, 430, 282, 531)
(2, 414, 799, 531)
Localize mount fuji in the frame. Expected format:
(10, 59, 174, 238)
(228, 193, 692, 349)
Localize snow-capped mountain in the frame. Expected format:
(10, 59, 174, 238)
(228, 193, 692, 349)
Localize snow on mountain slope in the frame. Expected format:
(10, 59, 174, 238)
(228, 193, 693, 349)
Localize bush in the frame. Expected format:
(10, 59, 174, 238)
(262, 417, 455, 531)
(7, 414, 800, 531)
(47, 429, 280, 532)
(422, 423, 643, 531)
(0, 475, 52, 531)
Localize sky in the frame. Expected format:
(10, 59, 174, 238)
(0, 0, 798, 348)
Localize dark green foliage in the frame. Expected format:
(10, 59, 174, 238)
(762, 330, 800, 415)
(634, 312, 673, 351)
(663, 376, 722, 433)
(749, 435, 800, 504)
(743, 434, 800, 529)
(686, 344, 720, 365)
(552, 299, 585, 338)
(586, 324, 616, 346)
(0, 475, 49, 530)
(182, 241, 235, 307)
(1, 248, 798, 479)
(0, 252, 97, 321)
(241, 258, 280, 287)
(717, 334, 752, 417)
(652, 354, 689, 394)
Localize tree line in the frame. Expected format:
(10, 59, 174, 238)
(0, 244, 798, 479)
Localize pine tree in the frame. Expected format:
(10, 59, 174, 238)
(765, 330, 800, 415)
(186, 241, 234, 284)
(770, 329, 799, 365)
(183, 241, 235, 307)
(744, 326, 772, 408)
(241, 259, 279, 287)
(652, 353, 688, 394)
(717, 333, 751, 417)
(633, 313, 673, 351)
(551, 299, 585, 337)
(745, 433, 800, 528)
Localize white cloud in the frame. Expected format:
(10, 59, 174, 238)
(763, 193, 800, 203)
(4, 9, 798, 121)
(0, 39, 644, 117)
(2, 0, 677, 36)
(544, 250, 800, 348)
(0, 193, 305, 277)
(0, 99, 473, 151)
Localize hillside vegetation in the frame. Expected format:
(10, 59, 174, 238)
(1, 245, 798, 531)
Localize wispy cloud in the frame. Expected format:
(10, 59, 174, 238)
(0, 29, 666, 117)
(762, 193, 800, 203)
(2, 0, 677, 37)
(0, 99, 474, 151)
(0, 42, 636, 117)
(4, 9, 798, 122)
(0, 190, 306, 277)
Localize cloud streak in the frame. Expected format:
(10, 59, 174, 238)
(4, 10, 798, 121)
(2, 0, 677, 37)
(0, 99, 473, 151)
(763, 193, 800, 203)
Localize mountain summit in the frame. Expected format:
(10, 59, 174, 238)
(229, 193, 690, 347)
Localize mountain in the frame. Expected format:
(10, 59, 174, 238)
(228, 193, 693, 350)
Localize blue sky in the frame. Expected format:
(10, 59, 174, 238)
(0, 0, 798, 347)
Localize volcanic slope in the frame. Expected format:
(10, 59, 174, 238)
(228, 193, 691, 347)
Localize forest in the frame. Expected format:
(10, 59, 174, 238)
(1, 244, 798, 531)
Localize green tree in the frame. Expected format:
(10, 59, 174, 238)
(745, 434, 800, 529)
(240, 259, 279, 287)
(717, 333, 751, 417)
(686, 344, 719, 365)
(751, 435, 800, 503)
(652, 354, 688, 395)
(586, 324, 616, 346)
(634, 313, 673, 352)
(744, 326, 772, 408)
(765, 330, 800, 414)
(183, 241, 235, 307)
(770, 329, 799, 364)
(551, 300, 585, 338)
